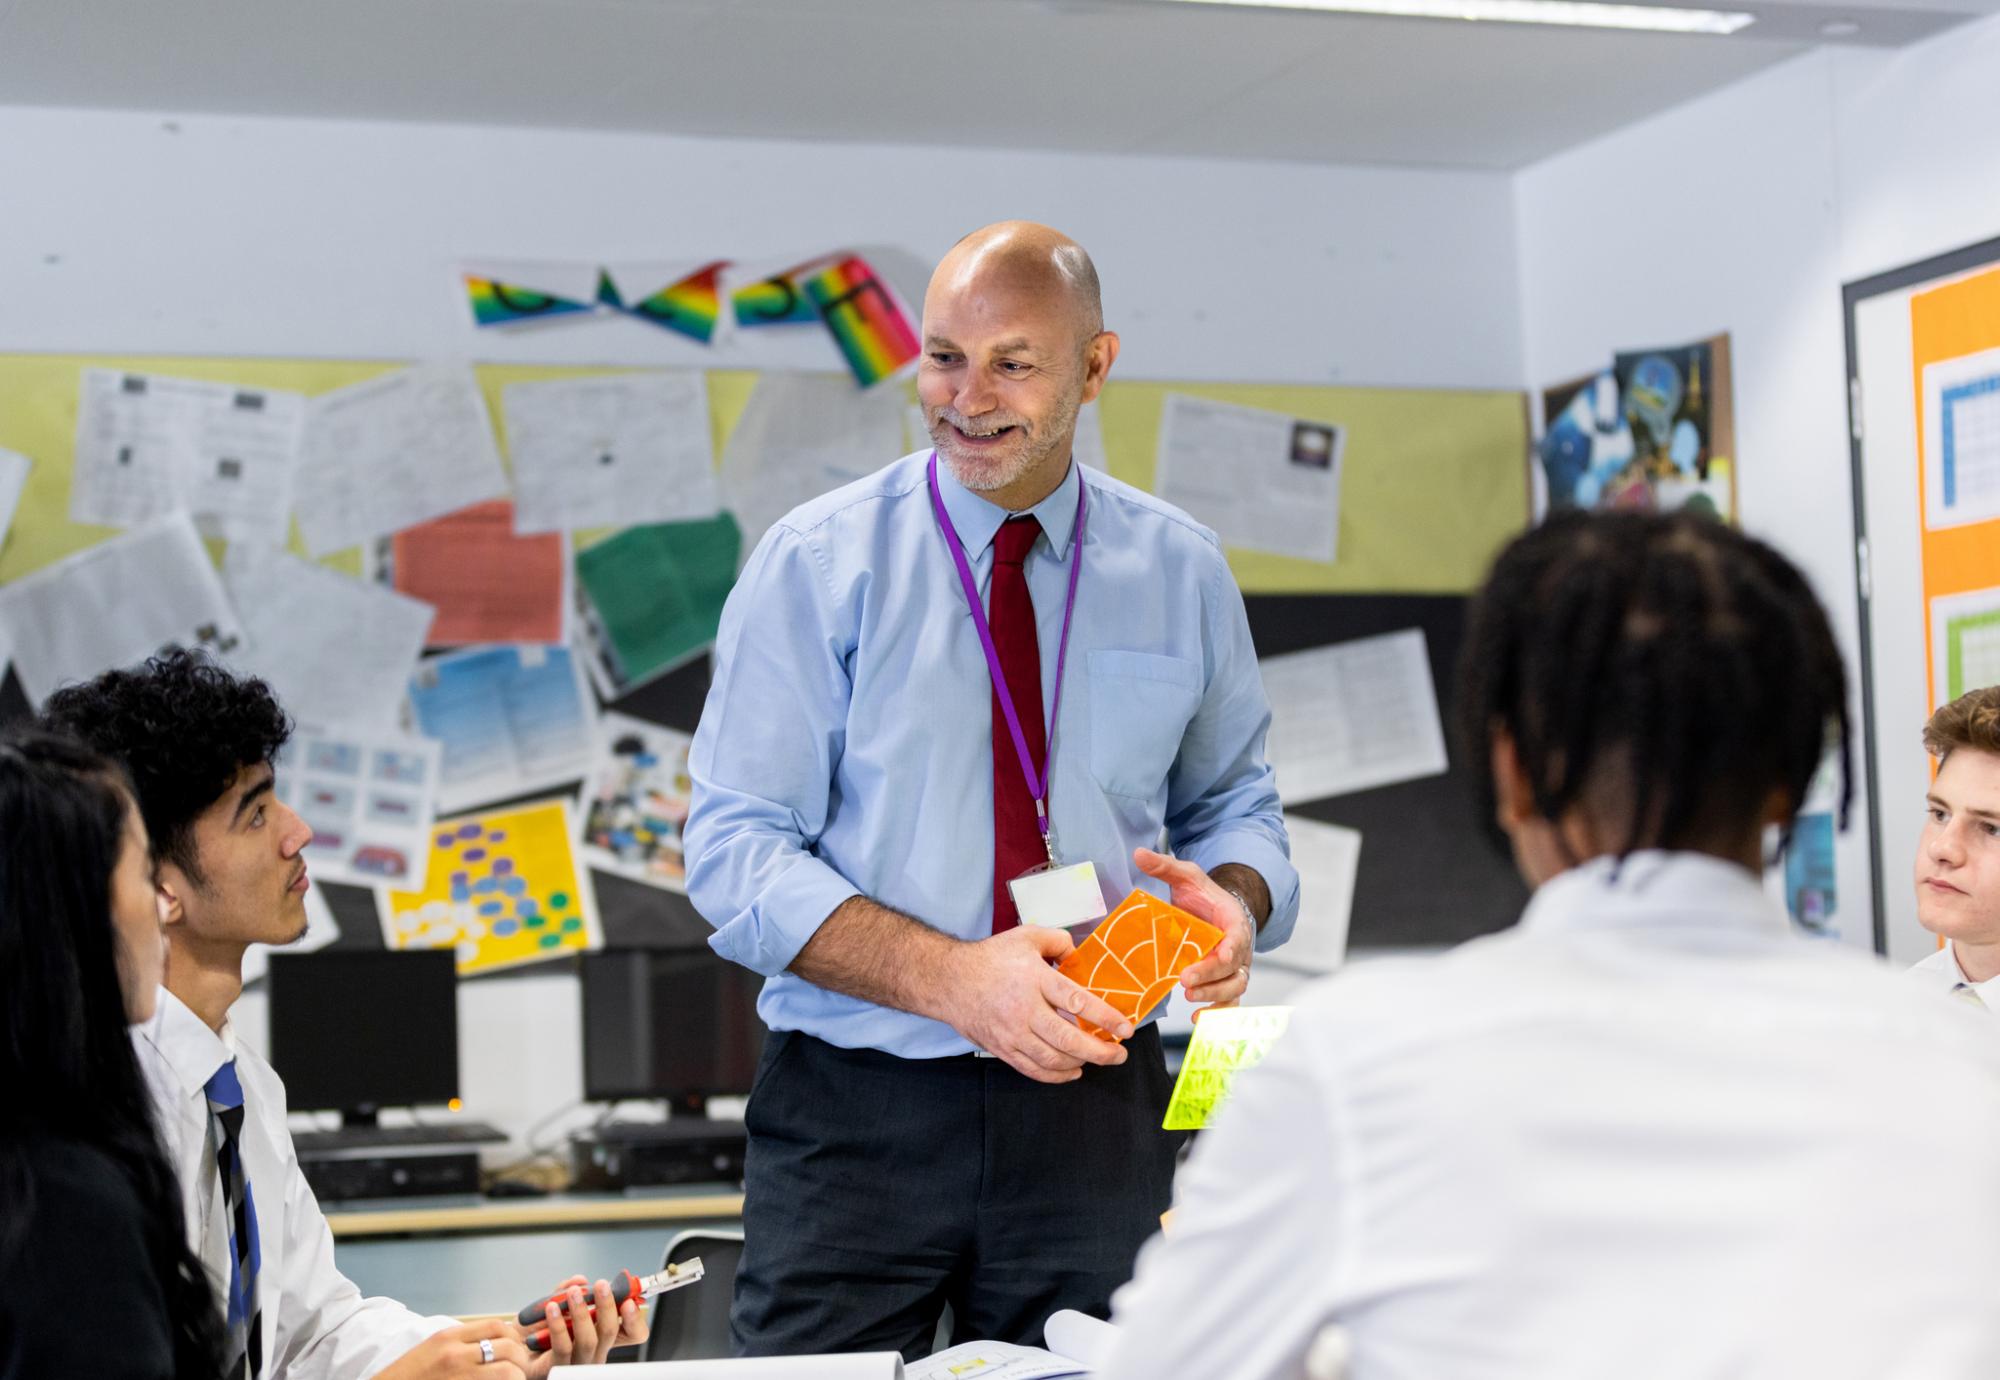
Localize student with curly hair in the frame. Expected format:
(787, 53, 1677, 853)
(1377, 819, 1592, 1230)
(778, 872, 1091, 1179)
(1096, 511, 2000, 1380)
(0, 729, 222, 1379)
(1910, 684, 2000, 1008)
(40, 649, 622, 1380)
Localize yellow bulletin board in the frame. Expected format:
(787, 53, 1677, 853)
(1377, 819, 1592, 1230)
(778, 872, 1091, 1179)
(0, 352, 1526, 594)
(0, 354, 760, 583)
(1096, 381, 1528, 594)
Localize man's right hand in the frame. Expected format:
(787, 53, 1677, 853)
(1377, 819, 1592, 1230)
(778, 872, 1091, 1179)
(938, 926, 1135, 1083)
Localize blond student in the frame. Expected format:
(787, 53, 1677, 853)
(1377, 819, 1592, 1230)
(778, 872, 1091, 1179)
(1910, 685, 2000, 1009)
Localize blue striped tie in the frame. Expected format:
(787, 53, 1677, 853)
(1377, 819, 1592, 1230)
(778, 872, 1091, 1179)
(206, 1060, 264, 1378)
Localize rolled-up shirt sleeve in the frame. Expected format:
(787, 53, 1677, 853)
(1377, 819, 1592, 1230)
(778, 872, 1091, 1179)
(1165, 551, 1299, 952)
(685, 524, 862, 976)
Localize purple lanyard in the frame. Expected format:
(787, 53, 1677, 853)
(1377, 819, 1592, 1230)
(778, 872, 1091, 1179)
(927, 451, 1087, 858)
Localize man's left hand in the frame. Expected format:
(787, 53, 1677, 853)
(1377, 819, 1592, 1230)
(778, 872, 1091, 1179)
(527, 1276, 650, 1377)
(1134, 848, 1254, 1013)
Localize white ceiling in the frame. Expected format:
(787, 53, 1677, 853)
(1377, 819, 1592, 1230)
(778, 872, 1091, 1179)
(0, 0, 1989, 170)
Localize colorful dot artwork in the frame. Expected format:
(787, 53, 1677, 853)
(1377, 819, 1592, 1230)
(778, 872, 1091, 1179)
(378, 799, 600, 975)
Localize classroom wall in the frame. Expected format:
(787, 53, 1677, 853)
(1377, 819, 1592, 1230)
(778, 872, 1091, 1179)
(1512, 14, 2000, 964)
(0, 103, 1525, 1145)
(0, 105, 1525, 389)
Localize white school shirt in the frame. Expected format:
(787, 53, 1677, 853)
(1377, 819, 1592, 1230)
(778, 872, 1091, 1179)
(1907, 941, 2000, 1011)
(133, 989, 457, 1380)
(1098, 852, 2000, 1380)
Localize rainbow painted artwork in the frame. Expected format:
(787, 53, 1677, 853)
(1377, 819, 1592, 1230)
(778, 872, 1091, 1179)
(802, 255, 922, 388)
(623, 260, 728, 344)
(465, 275, 595, 328)
(377, 799, 602, 976)
(732, 259, 827, 328)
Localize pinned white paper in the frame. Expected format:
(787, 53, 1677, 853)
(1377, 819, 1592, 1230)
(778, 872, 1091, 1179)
(1260, 629, 1448, 804)
(224, 544, 435, 732)
(501, 371, 720, 533)
(720, 373, 905, 558)
(295, 364, 509, 556)
(0, 448, 30, 549)
(0, 512, 247, 707)
(1155, 393, 1343, 563)
(71, 369, 306, 543)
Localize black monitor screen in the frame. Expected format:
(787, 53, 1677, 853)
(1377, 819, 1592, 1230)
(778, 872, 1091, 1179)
(581, 949, 766, 1106)
(268, 950, 459, 1115)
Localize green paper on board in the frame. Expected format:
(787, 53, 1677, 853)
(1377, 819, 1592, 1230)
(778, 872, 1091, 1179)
(574, 513, 741, 697)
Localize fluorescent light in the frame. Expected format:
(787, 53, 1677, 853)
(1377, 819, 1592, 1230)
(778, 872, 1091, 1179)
(1158, 0, 1757, 34)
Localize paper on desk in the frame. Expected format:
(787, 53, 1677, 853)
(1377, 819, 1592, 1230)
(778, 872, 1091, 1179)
(720, 372, 905, 557)
(71, 369, 307, 543)
(223, 544, 434, 731)
(1043, 1310, 1120, 1369)
(557, 1359, 903, 1379)
(579, 713, 694, 893)
(241, 883, 340, 987)
(0, 512, 246, 707)
(0, 448, 30, 549)
(1162, 1005, 1294, 1131)
(1263, 816, 1359, 975)
(405, 643, 596, 814)
(295, 364, 510, 556)
(1154, 393, 1343, 563)
(1260, 628, 1448, 804)
(572, 514, 741, 700)
(371, 499, 567, 646)
(274, 723, 442, 889)
(908, 1341, 1089, 1380)
(500, 371, 720, 533)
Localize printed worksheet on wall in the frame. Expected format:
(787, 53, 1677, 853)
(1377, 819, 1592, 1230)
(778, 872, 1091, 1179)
(294, 363, 510, 556)
(1154, 393, 1344, 563)
(501, 370, 720, 533)
(0, 511, 247, 706)
(223, 543, 435, 731)
(719, 372, 906, 558)
(1259, 628, 1449, 804)
(71, 369, 306, 543)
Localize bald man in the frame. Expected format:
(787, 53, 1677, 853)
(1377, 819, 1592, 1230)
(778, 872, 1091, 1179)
(685, 223, 1298, 1359)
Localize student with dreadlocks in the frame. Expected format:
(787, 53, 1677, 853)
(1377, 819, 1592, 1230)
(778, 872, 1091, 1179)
(1095, 510, 2000, 1380)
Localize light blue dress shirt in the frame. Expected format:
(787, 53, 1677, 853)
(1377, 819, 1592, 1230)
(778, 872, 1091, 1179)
(686, 448, 1299, 1058)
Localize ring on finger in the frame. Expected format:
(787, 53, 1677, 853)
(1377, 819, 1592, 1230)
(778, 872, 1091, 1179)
(479, 1339, 496, 1365)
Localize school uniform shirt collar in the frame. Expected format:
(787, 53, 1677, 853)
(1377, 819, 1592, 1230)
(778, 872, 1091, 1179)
(1940, 941, 2000, 1006)
(1518, 849, 1785, 939)
(136, 986, 236, 1103)
(932, 451, 1083, 562)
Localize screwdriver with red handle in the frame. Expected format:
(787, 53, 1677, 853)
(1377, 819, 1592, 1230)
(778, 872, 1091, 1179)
(517, 1258, 705, 1354)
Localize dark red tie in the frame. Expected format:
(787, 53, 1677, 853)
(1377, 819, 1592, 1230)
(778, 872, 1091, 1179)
(990, 516, 1047, 933)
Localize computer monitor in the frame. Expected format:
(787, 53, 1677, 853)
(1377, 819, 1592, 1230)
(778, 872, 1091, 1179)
(268, 950, 460, 1127)
(581, 948, 766, 1116)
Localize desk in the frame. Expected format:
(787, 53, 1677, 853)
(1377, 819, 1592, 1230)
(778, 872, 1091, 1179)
(329, 1189, 742, 1317)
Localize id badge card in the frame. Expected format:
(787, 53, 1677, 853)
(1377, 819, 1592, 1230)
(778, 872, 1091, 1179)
(1008, 860, 1110, 929)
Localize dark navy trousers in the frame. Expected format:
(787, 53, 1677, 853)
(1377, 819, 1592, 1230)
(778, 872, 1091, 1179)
(730, 1024, 1182, 1360)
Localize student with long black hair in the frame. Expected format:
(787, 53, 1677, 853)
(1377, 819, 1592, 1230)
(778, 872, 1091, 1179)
(0, 730, 223, 1380)
(1097, 510, 2000, 1379)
